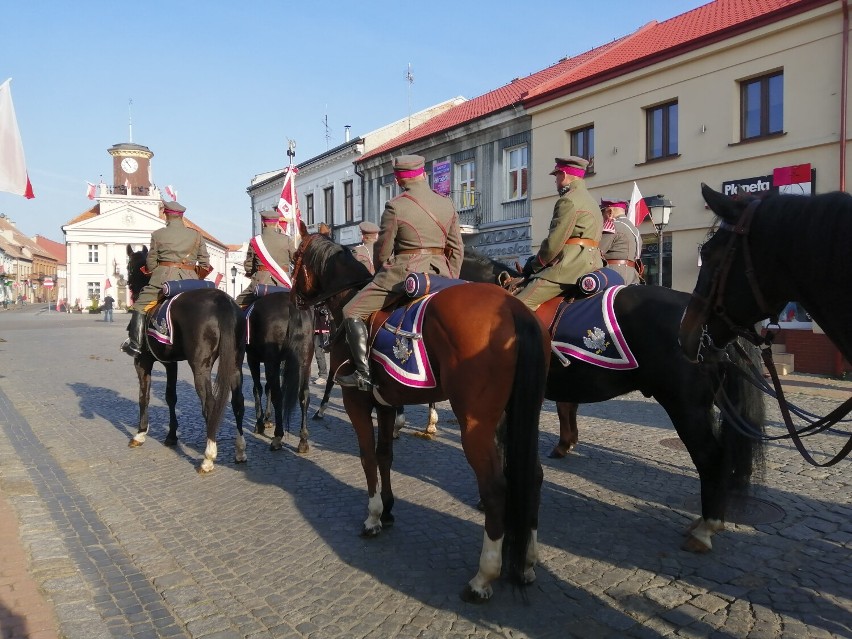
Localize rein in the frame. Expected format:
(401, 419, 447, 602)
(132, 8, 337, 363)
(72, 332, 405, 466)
(291, 234, 372, 309)
(694, 199, 852, 465)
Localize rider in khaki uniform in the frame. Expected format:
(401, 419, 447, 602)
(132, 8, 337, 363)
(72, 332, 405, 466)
(599, 199, 642, 285)
(352, 220, 380, 275)
(338, 154, 463, 390)
(122, 200, 210, 357)
(234, 209, 294, 307)
(516, 156, 603, 310)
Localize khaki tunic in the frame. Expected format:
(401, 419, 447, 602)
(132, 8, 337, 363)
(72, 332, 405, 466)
(344, 179, 463, 320)
(133, 218, 210, 312)
(599, 215, 642, 285)
(235, 225, 294, 306)
(352, 242, 376, 275)
(516, 178, 603, 310)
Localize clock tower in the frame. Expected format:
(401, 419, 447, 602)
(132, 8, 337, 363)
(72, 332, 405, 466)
(108, 143, 154, 195)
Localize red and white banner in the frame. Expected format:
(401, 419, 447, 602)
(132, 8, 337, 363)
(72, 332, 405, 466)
(773, 163, 812, 195)
(250, 236, 292, 287)
(214, 272, 223, 288)
(104, 278, 112, 290)
(627, 182, 650, 228)
(276, 166, 302, 243)
(86, 181, 96, 200)
(0, 79, 35, 199)
(165, 185, 177, 200)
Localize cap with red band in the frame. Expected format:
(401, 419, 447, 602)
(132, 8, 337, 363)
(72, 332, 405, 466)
(600, 199, 628, 210)
(549, 156, 589, 177)
(162, 200, 186, 215)
(393, 154, 426, 179)
(260, 209, 280, 224)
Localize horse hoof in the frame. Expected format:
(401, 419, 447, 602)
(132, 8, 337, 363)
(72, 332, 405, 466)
(234, 457, 247, 464)
(681, 535, 712, 553)
(547, 447, 566, 459)
(459, 584, 491, 604)
(297, 441, 310, 454)
(311, 412, 323, 420)
(164, 437, 177, 447)
(196, 465, 214, 475)
(380, 513, 395, 527)
(128, 439, 144, 448)
(360, 525, 382, 538)
(412, 431, 435, 440)
(269, 437, 283, 451)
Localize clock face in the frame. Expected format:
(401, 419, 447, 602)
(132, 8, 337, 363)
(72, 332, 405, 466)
(121, 158, 139, 174)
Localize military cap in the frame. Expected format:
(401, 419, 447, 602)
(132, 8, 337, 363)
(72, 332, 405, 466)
(162, 200, 186, 215)
(393, 154, 426, 178)
(600, 199, 628, 211)
(260, 209, 280, 222)
(359, 220, 380, 234)
(549, 156, 589, 177)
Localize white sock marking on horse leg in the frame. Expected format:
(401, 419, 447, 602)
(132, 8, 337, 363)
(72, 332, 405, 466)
(468, 532, 503, 600)
(234, 434, 247, 463)
(363, 492, 383, 534)
(689, 517, 724, 550)
(523, 530, 538, 583)
(426, 407, 438, 435)
(132, 432, 146, 444)
(199, 439, 217, 473)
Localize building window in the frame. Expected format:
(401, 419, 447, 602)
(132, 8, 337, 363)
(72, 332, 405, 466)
(570, 126, 595, 173)
(87, 281, 101, 300)
(741, 71, 783, 140)
(344, 180, 354, 223)
(456, 160, 476, 209)
(305, 194, 314, 226)
(87, 244, 99, 263)
(323, 187, 334, 225)
(381, 184, 395, 210)
(646, 101, 678, 160)
(505, 146, 528, 201)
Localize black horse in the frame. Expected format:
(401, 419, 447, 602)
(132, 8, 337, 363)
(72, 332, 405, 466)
(126, 246, 246, 473)
(461, 250, 766, 552)
(244, 291, 314, 452)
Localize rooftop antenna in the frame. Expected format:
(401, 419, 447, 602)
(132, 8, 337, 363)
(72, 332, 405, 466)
(128, 98, 133, 142)
(405, 63, 414, 130)
(322, 110, 331, 150)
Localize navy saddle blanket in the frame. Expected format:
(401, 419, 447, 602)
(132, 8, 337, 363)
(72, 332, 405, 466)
(551, 282, 638, 370)
(372, 276, 467, 388)
(161, 279, 215, 298)
(147, 295, 183, 346)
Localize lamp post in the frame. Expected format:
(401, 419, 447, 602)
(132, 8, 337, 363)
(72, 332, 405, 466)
(230, 265, 238, 297)
(643, 195, 675, 287)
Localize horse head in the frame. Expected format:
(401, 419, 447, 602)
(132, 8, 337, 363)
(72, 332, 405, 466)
(290, 233, 361, 310)
(679, 184, 770, 361)
(125, 244, 150, 301)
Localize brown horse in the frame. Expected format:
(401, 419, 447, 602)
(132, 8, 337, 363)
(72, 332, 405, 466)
(291, 232, 548, 602)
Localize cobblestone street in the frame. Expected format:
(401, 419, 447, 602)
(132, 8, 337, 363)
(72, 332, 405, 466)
(0, 307, 850, 638)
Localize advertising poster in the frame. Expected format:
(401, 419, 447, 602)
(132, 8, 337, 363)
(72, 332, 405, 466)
(432, 160, 450, 197)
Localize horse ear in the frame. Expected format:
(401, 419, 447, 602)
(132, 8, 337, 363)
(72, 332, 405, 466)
(298, 220, 309, 238)
(126, 244, 133, 257)
(702, 183, 750, 222)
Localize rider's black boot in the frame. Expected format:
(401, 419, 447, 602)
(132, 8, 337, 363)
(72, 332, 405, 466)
(121, 310, 145, 357)
(334, 317, 373, 391)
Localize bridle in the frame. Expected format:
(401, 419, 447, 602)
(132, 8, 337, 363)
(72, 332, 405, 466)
(694, 198, 852, 466)
(690, 199, 779, 357)
(290, 234, 372, 310)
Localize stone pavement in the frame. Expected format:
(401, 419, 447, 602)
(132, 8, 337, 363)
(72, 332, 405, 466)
(0, 307, 850, 639)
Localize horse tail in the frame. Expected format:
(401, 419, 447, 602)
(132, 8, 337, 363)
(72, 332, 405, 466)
(280, 307, 312, 432)
(502, 306, 547, 585)
(209, 302, 240, 435)
(719, 338, 766, 490)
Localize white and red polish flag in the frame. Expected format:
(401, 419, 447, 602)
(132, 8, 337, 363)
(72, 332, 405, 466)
(213, 272, 223, 288)
(627, 182, 651, 227)
(104, 278, 112, 290)
(276, 166, 302, 242)
(165, 185, 177, 200)
(86, 182, 96, 200)
(0, 79, 35, 199)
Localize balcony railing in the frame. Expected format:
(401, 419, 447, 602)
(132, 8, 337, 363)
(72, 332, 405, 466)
(450, 190, 482, 227)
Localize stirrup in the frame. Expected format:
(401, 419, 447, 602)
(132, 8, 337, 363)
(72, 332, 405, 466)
(335, 371, 373, 391)
(120, 339, 141, 357)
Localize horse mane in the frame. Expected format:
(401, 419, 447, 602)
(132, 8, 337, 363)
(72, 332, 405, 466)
(126, 247, 150, 297)
(460, 248, 520, 284)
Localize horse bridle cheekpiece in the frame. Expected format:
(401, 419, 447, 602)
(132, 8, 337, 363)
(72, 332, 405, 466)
(692, 199, 778, 356)
(291, 234, 317, 310)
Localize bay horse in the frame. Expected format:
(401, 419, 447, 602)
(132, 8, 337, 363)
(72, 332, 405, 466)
(125, 246, 246, 473)
(460, 249, 766, 552)
(291, 231, 548, 602)
(244, 291, 314, 452)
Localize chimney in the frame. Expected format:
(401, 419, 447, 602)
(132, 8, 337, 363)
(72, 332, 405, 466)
(344, 125, 351, 143)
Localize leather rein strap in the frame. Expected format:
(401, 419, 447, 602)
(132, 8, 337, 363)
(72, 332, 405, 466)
(291, 234, 372, 309)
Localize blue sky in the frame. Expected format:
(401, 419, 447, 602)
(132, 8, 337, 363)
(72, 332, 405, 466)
(1, 0, 708, 244)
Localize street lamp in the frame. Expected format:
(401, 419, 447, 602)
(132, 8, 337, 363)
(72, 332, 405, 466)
(230, 265, 237, 297)
(643, 195, 675, 287)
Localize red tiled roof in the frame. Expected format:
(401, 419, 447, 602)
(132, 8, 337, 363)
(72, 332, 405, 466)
(358, 0, 828, 160)
(523, 0, 830, 104)
(66, 204, 100, 226)
(33, 235, 66, 264)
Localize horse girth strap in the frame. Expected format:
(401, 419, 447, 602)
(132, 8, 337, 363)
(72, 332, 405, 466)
(760, 346, 852, 466)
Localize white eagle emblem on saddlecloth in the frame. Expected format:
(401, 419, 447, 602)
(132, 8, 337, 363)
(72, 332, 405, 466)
(582, 327, 610, 354)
